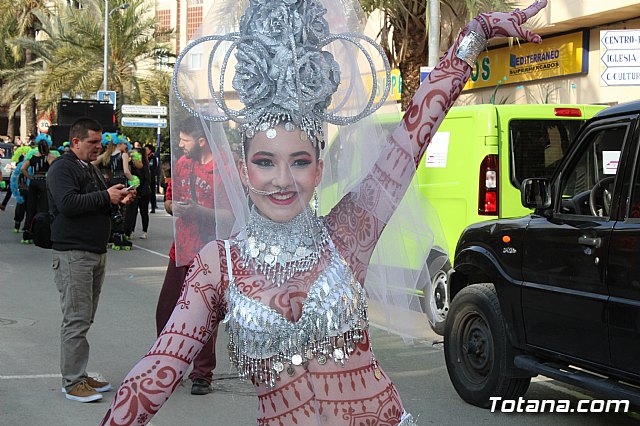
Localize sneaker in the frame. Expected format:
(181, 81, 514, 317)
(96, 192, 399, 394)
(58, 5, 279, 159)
(0, 204, 5, 211)
(86, 376, 112, 392)
(139, 232, 147, 239)
(190, 379, 212, 395)
(61, 377, 111, 394)
(64, 381, 102, 403)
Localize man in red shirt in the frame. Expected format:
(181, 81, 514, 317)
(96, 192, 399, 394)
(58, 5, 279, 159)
(155, 117, 220, 395)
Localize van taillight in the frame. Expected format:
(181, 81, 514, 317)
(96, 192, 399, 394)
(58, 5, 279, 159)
(554, 107, 582, 117)
(479, 154, 498, 216)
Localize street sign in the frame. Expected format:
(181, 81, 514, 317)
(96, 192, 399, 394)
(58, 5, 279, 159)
(97, 90, 117, 109)
(600, 66, 640, 86)
(420, 66, 433, 84)
(600, 30, 640, 50)
(600, 30, 640, 87)
(121, 104, 167, 116)
(121, 116, 167, 128)
(601, 49, 640, 68)
(38, 116, 51, 133)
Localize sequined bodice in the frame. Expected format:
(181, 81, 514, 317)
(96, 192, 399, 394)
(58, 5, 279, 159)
(223, 240, 369, 388)
(109, 152, 124, 176)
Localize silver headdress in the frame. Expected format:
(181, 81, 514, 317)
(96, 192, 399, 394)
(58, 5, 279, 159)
(172, 0, 391, 147)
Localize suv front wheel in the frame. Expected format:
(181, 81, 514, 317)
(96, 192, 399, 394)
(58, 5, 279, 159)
(444, 283, 530, 407)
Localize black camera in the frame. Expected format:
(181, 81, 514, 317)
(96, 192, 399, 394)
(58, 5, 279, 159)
(110, 205, 124, 226)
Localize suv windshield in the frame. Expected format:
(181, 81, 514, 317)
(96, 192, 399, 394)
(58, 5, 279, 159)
(509, 120, 584, 186)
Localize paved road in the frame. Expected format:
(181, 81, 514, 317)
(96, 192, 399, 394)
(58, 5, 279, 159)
(0, 193, 638, 425)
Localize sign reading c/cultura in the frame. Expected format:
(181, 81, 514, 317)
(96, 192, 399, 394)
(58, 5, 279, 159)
(463, 31, 588, 91)
(600, 30, 640, 86)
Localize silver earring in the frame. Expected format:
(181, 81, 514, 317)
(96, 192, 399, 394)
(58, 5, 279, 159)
(312, 190, 319, 215)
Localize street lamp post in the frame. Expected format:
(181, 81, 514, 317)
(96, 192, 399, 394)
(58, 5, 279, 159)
(103, 1, 130, 91)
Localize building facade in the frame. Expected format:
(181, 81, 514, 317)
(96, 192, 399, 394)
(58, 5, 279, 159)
(458, 0, 640, 106)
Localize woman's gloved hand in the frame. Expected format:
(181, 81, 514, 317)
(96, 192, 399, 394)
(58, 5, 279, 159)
(469, 0, 547, 43)
(128, 175, 141, 189)
(130, 151, 143, 163)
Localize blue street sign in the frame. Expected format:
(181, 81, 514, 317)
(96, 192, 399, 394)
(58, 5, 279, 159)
(97, 90, 117, 109)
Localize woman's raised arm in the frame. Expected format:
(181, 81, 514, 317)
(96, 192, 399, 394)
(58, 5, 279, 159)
(328, 1, 547, 277)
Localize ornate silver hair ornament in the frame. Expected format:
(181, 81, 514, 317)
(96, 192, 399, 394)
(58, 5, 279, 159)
(172, 0, 391, 148)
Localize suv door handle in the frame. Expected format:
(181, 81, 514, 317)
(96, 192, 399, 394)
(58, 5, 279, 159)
(578, 236, 601, 248)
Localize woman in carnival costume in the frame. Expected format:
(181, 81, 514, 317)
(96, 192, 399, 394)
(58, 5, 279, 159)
(101, 0, 547, 424)
(20, 133, 58, 243)
(0, 145, 32, 212)
(6, 146, 33, 232)
(95, 133, 137, 249)
(124, 147, 150, 240)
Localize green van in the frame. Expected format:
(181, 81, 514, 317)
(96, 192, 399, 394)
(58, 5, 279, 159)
(325, 103, 606, 334)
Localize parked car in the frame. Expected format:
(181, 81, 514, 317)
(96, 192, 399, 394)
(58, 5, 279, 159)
(0, 142, 15, 186)
(444, 100, 640, 407)
(324, 103, 605, 335)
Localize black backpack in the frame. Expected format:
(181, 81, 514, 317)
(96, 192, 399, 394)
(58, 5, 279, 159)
(31, 212, 53, 249)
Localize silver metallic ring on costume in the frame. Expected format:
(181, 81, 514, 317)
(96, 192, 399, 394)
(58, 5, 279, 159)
(455, 30, 488, 67)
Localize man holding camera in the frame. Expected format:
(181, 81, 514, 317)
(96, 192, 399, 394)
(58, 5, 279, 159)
(47, 118, 135, 403)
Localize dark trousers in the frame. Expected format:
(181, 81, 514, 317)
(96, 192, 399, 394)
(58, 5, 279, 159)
(24, 178, 48, 238)
(1, 187, 11, 206)
(14, 189, 27, 228)
(108, 177, 127, 236)
(124, 198, 138, 236)
(155, 258, 218, 383)
(149, 175, 158, 210)
(124, 194, 150, 234)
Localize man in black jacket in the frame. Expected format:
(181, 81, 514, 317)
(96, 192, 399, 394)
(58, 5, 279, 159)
(47, 118, 134, 403)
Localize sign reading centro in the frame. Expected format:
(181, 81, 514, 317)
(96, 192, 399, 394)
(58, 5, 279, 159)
(464, 31, 588, 91)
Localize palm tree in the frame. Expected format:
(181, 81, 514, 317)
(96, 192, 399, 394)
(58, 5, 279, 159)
(0, 0, 48, 139)
(0, 14, 21, 139)
(359, 0, 514, 110)
(0, 0, 172, 119)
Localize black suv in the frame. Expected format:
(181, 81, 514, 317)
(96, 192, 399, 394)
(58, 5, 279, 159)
(444, 100, 640, 407)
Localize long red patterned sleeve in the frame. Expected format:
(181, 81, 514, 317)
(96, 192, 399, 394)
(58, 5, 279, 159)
(100, 243, 224, 425)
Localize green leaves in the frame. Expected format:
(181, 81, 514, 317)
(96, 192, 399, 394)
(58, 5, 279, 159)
(0, 0, 173, 115)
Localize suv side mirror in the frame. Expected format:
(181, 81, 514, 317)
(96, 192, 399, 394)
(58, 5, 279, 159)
(521, 178, 551, 209)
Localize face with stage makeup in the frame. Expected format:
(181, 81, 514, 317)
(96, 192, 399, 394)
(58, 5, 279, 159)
(239, 125, 324, 223)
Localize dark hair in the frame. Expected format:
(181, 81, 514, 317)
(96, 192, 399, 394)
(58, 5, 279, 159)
(178, 116, 206, 141)
(69, 117, 102, 141)
(135, 147, 149, 166)
(38, 139, 50, 155)
(144, 143, 155, 151)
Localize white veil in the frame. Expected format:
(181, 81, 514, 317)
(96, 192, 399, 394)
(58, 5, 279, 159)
(169, 0, 447, 341)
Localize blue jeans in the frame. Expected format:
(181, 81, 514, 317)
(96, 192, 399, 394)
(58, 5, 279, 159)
(52, 250, 107, 389)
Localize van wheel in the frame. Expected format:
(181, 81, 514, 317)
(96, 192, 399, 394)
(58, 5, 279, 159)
(444, 283, 530, 407)
(421, 260, 451, 336)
